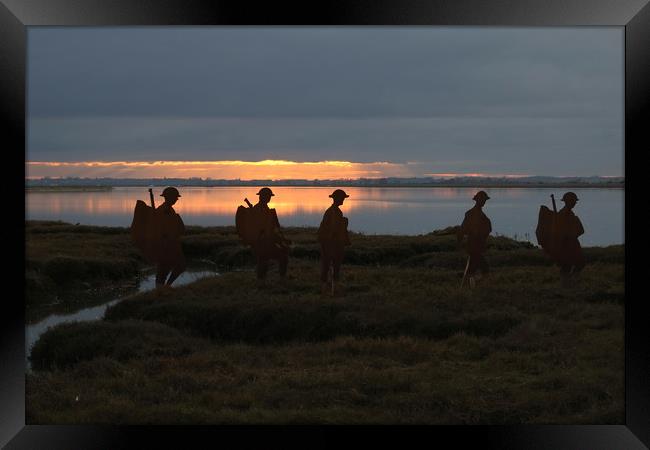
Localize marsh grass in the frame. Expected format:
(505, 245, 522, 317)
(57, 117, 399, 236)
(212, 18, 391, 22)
(25, 222, 624, 424)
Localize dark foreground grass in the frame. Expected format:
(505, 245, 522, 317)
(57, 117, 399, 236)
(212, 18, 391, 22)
(27, 331, 623, 424)
(26, 221, 143, 309)
(27, 256, 624, 424)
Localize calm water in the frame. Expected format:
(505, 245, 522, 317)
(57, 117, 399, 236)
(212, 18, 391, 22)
(26, 186, 624, 246)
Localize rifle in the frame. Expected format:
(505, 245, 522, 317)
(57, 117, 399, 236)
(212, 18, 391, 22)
(244, 198, 253, 208)
(550, 194, 557, 213)
(148, 188, 155, 208)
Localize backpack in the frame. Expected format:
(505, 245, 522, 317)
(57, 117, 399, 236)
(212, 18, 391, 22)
(536, 205, 559, 258)
(130, 200, 161, 264)
(236, 203, 257, 245)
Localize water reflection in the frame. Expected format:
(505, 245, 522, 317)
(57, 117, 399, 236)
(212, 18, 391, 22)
(26, 186, 624, 245)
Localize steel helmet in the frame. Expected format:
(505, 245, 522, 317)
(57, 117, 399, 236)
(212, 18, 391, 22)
(561, 192, 579, 202)
(256, 187, 275, 197)
(473, 190, 490, 201)
(329, 189, 350, 199)
(160, 186, 181, 198)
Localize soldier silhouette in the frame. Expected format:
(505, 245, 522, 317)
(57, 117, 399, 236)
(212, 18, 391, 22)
(457, 191, 492, 288)
(154, 186, 186, 288)
(317, 189, 351, 296)
(555, 192, 585, 286)
(250, 187, 290, 285)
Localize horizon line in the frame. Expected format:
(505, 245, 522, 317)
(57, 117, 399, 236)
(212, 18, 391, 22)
(25, 160, 623, 180)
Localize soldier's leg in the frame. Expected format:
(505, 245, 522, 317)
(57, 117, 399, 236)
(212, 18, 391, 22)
(332, 246, 344, 281)
(479, 254, 489, 276)
(320, 246, 332, 295)
(155, 264, 170, 287)
(320, 247, 331, 283)
(466, 251, 481, 288)
(573, 251, 586, 274)
(256, 255, 269, 280)
(253, 239, 268, 280)
(332, 259, 342, 281)
(165, 253, 186, 286)
(277, 248, 288, 277)
(467, 252, 479, 275)
(560, 264, 572, 287)
(166, 263, 186, 286)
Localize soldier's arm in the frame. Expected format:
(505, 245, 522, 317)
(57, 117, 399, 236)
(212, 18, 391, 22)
(269, 209, 282, 234)
(458, 213, 469, 240)
(575, 216, 584, 237)
(334, 210, 348, 238)
(177, 214, 185, 235)
(323, 209, 336, 238)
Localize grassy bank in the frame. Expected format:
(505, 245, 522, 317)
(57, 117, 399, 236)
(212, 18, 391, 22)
(26, 221, 622, 308)
(26, 221, 144, 320)
(26, 222, 624, 424)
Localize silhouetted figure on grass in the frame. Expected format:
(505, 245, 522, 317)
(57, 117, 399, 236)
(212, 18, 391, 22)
(555, 192, 585, 286)
(249, 187, 290, 286)
(131, 186, 186, 288)
(457, 191, 492, 289)
(536, 191, 586, 288)
(318, 189, 351, 296)
(154, 187, 186, 288)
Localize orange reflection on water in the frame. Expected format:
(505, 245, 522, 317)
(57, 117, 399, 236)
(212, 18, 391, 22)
(170, 187, 360, 216)
(27, 186, 489, 220)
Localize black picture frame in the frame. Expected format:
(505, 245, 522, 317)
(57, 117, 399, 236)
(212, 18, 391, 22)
(3, 0, 648, 447)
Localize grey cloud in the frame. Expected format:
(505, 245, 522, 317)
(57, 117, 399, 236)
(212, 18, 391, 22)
(28, 116, 623, 176)
(28, 27, 622, 119)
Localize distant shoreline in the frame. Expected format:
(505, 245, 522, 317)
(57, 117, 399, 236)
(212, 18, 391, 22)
(26, 186, 113, 192)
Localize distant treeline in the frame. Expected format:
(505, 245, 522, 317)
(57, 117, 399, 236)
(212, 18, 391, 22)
(26, 176, 624, 188)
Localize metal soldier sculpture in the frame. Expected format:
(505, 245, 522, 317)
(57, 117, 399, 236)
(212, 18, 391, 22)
(250, 187, 290, 285)
(154, 186, 186, 288)
(457, 191, 492, 289)
(555, 191, 585, 286)
(317, 189, 351, 296)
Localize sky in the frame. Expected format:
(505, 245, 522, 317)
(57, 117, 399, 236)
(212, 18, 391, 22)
(26, 27, 624, 179)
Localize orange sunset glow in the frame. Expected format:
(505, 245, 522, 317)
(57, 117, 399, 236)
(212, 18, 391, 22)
(27, 186, 407, 218)
(26, 160, 420, 180)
